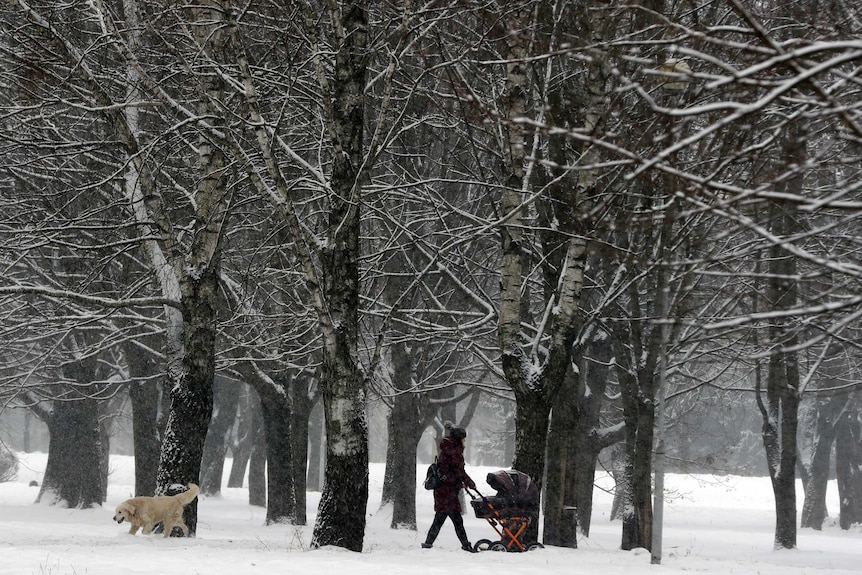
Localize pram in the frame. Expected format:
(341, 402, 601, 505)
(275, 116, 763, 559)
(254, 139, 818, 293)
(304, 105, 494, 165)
(468, 469, 544, 552)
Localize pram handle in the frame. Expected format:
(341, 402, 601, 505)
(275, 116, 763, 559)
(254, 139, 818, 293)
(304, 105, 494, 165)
(464, 486, 485, 500)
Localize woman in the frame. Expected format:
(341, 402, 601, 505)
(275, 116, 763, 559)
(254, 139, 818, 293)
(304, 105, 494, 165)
(421, 422, 477, 552)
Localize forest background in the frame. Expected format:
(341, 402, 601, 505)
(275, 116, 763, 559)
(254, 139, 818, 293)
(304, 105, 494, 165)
(0, 0, 860, 558)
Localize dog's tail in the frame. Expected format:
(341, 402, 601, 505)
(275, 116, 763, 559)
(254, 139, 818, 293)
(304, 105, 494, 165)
(175, 483, 199, 506)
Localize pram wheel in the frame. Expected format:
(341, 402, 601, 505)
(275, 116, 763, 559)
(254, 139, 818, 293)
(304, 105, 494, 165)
(489, 541, 508, 552)
(525, 542, 545, 552)
(473, 539, 493, 552)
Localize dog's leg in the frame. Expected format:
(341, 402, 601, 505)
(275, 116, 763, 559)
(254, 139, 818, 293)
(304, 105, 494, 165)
(143, 523, 155, 535)
(128, 525, 139, 535)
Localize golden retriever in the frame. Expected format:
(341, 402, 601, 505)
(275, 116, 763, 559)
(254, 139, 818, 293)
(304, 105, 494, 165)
(113, 483, 199, 537)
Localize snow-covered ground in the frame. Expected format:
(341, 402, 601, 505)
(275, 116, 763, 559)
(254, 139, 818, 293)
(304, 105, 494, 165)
(1, 452, 860, 575)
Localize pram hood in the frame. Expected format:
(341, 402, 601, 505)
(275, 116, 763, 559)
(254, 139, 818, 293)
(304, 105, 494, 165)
(485, 469, 539, 511)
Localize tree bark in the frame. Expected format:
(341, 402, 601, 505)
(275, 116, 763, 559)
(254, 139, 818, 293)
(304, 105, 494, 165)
(757, 127, 804, 549)
(200, 377, 240, 496)
(380, 340, 426, 530)
(306, 400, 325, 491)
(290, 373, 318, 526)
(544, 369, 579, 548)
(155, 0, 233, 538)
(577, 335, 622, 536)
(307, 1, 370, 552)
(259, 375, 297, 525)
(835, 404, 862, 529)
(127, 375, 163, 497)
(37, 397, 103, 508)
(228, 387, 257, 488)
(799, 396, 839, 529)
(227, 0, 370, 550)
(248, 421, 267, 507)
(491, 2, 589, 545)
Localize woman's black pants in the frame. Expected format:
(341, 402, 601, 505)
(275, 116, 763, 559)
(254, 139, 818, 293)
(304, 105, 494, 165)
(424, 511, 469, 546)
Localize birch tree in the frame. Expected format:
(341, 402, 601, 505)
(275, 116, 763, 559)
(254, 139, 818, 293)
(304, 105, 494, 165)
(3, 1, 236, 534)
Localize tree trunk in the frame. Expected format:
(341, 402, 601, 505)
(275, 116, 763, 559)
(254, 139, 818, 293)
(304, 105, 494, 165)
(617, 385, 657, 551)
(128, 378, 162, 497)
(156, 367, 214, 537)
(99, 408, 112, 503)
(248, 423, 267, 507)
(380, 340, 426, 530)
(312, 363, 369, 551)
(307, 400, 324, 491)
(200, 377, 240, 496)
(228, 387, 257, 488)
(490, 1, 589, 545)
(290, 374, 317, 526)
(156, 260, 220, 535)
(156, 238, 222, 535)
(544, 370, 579, 548)
(800, 396, 838, 529)
(259, 376, 297, 525)
(835, 404, 862, 529)
(38, 397, 103, 508)
(609, 443, 628, 522)
(759, 130, 804, 549)
(382, 399, 424, 530)
(510, 391, 552, 544)
(155, 0, 232, 537)
(309, 1, 370, 553)
(758, 248, 800, 548)
(610, 320, 659, 552)
(381, 340, 430, 530)
(576, 335, 621, 536)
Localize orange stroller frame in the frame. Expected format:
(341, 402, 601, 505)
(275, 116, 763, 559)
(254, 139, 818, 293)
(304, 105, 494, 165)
(467, 469, 544, 553)
(468, 489, 543, 552)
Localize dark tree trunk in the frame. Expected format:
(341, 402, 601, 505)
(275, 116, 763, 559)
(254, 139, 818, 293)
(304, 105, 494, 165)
(380, 341, 426, 530)
(763, 354, 800, 549)
(259, 377, 297, 525)
(835, 406, 862, 529)
(38, 397, 103, 508)
(758, 143, 803, 549)
(544, 333, 622, 545)
(510, 389, 552, 545)
(310, 1, 370, 553)
(157, 374, 213, 537)
(438, 386, 457, 427)
(609, 443, 628, 522)
(313, 363, 369, 551)
(612, 338, 657, 552)
(617, 391, 656, 551)
(200, 377, 240, 496)
(156, 262, 220, 536)
(306, 400, 324, 491)
(575, 336, 621, 536)
(543, 369, 579, 548)
(382, 402, 423, 530)
(800, 397, 839, 529)
(248, 411, 267, 507)
(153, 0, 232, 536)
(128, 379, 163, 496)
(228, 387, 257, 488)
(99, 408, 112, 503)
(124, 332, 164, 497)
(290, 374, 317, 526)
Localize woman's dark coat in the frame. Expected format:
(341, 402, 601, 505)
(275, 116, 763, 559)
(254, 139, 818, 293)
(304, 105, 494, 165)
(433, 436, 476, 513)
